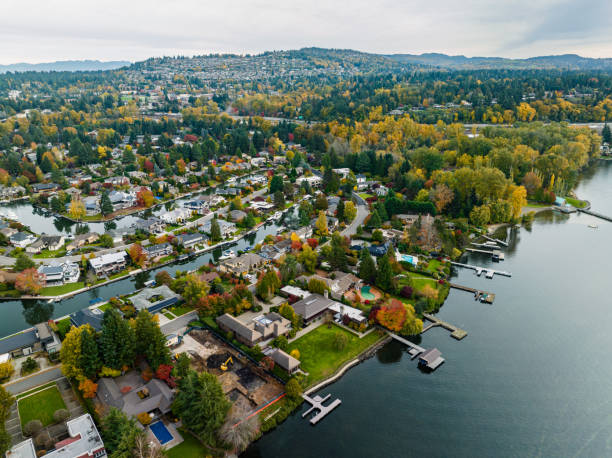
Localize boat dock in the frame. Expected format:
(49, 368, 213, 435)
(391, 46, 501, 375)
(577, 208, 612, 222)
(389, 333, 426, 358)
(449, 283, 495, 303)
(482, 234, 508, 246)
(451, 261, 511, 278)
(422, 314, 468, 340)
(302, 393, 342, 425)
(465, 248, 505, 261)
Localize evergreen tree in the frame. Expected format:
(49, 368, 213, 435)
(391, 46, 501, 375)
(274, 190, 285, 209)
(101, 408, 139, 455)
(99, 309, 135, 370)
(358, 249, 377, 284)
(603, 123, 612, 144)
(210, 218, 222, 242)
(336, 199, 345, 221)
(376, 253, 394, 292)
(368, 209, 382, 229)
(134, 310, 171, 370)
(244, 211, 256, 228)
(172, 370, 231, 445)
(100, 191, 113, 216)
(269, 175, 283, 194)
(79, 327, 100, 380)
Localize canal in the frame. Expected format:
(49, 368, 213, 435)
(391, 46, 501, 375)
(0, 206, 298, 336)
(244, 160, 612, 457)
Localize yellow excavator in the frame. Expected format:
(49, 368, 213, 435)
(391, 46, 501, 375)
(220, 356, 234, 371)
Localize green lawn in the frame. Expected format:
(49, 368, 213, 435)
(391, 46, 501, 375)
(168, 304, 194, 316)
(15, 382, 58, 400)
(163, 312, 175, 320)
(18, 385, 66, 427)
(166, 428, 208, 458)
(40, 282, 85, 296)
(287, 324, 383, 386)
(359, 193, 374, 199)
(565, 197, 587, 208)
(33, 249, 67, 259)
(97, 303, 113, 312)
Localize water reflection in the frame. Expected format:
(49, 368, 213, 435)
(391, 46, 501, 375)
(376, 341, 404, 364)
(21, 300, 54, 325)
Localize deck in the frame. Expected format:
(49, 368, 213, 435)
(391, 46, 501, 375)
(451, 261, 512, 278)
(389, 333, 425, 358)
(422, 313, 468, 340)
(302, 393, 342, 425)
(449, 283, 495, 304)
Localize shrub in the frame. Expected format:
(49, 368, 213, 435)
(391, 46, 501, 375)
(289, 349, 300, 360)
(53, 409, 70, 423)
(0, 361, 14, 381)
(24, 419, 43, 437)
(99, 366, 121, 378)
(333, 332, 348, 351)
(285, 378, 302, 400)
(137, 412, 152, 425)
(20, 357, 39, 375)
(400, 286, 413, 298)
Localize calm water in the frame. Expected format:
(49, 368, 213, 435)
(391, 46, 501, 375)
(0, 207, 296, 335)
(244, 160, 612, 458)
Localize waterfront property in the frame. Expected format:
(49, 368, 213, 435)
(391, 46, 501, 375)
(0, 322, 61, 359)
(418, 348, 445, 370)
(218, 252, 268, 275)
(89, 251, 128, 276)
(38, 261, 80, 286)
(7, 414, 105, 458)
(302, 393, 342, 425)
(131, 285, 182, 313)
(70, 307, 105, 331)
(143, 242, 174, 260)
(216, 312, 291, 347)
(270, 348, 301, 374)
(175, 232, 208, 249)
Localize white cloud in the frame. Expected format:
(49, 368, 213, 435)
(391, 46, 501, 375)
(0, 0, 610, 64)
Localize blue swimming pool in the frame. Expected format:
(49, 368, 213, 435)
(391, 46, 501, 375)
(150, 421, 173, 445)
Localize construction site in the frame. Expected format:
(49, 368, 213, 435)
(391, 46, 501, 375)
(173, 328, 284, 417)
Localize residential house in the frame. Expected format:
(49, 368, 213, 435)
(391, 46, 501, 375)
(96, 372, 173, 419)
(0, 322, 61, 359)
(70, 307, 104, 332)
(369, 241, 392, 257)
(38, 262, 80, 286)
(0, 227, 17, 238)
(219, 252, 268, 275)
(7, 414, 105, 458)
(251, 157, 267, 167)
(201, 219, 236, 238)
(356, 174, 367, 190)
(131, 285, 181, 313)
(132, 217, 165, 234)
(329, 302, 367, 325)
(160, 208, 191, 225)
(183, 198, 209, 215)
(259, 239, 292, 261)
(216, 312, 291, 347)
(108, 190, 135, 210)
(270, 348, 300, 374)
(292, 293, 338, 326)
(143, 242, 173, 260)
(375, 186, 390, 197)
(332, 168, 351, 179)
(31, 183, 59, 193)
(26, 235, 65, 254)
(175, 232, 207, 249)
(9, 232, 36, 248)
(296, 175, 322, 187)
(229, 209, 247, 222)
(82, 195, 101, 215)
(66, 232, 99, 251)
(0, 185, 25, 199)
(104, 176, 130, 187)
(89, 251, 127, 276)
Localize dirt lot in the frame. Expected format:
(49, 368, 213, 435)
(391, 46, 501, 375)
(185, 329, 284, 416)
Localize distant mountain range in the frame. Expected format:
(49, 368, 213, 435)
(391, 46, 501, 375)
(387, 53, 612, 70)
(0, 60, 131, 73)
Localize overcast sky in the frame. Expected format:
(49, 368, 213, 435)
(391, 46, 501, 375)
(1, 0, 611, 64)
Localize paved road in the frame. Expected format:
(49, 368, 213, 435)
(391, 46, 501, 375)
(342, 193, 369, 237)
(4, 366, 63, 395)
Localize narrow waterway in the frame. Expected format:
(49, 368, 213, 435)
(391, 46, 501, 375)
(0, 207, 297, 335)
(244, 160, 612, 458)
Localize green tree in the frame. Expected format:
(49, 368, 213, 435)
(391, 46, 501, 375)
(172, 370, 231, 445)
(285, 377, 302, 400)
(336, 199, 345, 221)
(14, 253, 35, 272)
(100, 191, 114, 216)
(244, 211, 256, 228)
(50, 196, 64, 214)
(182, 274, 210, 307)
(367, 209, 382, 229)
(269, 175, 283, 194)
(0, 386, 13, 455)
(279, 254, 299, 282)
(376, 252, 394, 292)
(79, 327, 100, 380)
(274, 190, 285, 209)
(603, 123, 612, 144)
(99, 309, 135, 370)
(99, 233, 114, 248)
(297, 244, 317, 273)
(101, 408, 141, 456)
(344, 201, 357, 223)
(358, 249, 376, 284)
(210, 218, 222, 242)
(134, 310, 171, 370)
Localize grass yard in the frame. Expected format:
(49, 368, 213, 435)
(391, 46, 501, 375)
(359, 193, 374, 200)
(168, 304, 194, 316)
(287, 324, 383, 386)
(166, 428, 208, 458)
(97, 302, 113, 312)
(163, 312, 175, 320)
(33, 249, 67, 259)
(15, 382, 58, 400)
(39, 282, 85, 296)
(565, 197, 587, 208)
(18, 385, 66, 428)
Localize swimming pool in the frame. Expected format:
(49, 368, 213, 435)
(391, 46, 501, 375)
(150, 421, 173, 445)
(360, 286, 375, 300)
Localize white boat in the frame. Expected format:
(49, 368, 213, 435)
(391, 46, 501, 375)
(219, 250, 235, 260)
(588, 224, 598, 229)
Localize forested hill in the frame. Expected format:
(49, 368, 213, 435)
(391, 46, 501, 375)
(0, 60, 131, 73)
(388, 53, 612, 70)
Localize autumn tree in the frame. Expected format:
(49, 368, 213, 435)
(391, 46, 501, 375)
(129, 243, 146, 267)
(60, 325, 94, 381)
(15, 269, 43, 295)
(136, 188, 155, 207)
(182, 274, 210, 307)
(509, 185, 527, 219)
(344, 201, 357, 222)
(297, 243, 317, 273)
(69, 196, 86, 220)
(430, 184, 454, 213)
(376, 300, 407, 332)
(78, 379, 98, 399)
(315, 211, 328, 235)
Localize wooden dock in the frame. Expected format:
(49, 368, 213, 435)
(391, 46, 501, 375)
(449, 283, 495, 303)
(577, 208, 612, 222)
(389, 333, 425, 358)
(422, 314, 468, 340)
(302, 393, 342, 425)
(451, 261, 511, 278)
(482, 234, 508, 246)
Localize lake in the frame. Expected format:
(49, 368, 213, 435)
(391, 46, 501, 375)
(244, 160, 612, 457)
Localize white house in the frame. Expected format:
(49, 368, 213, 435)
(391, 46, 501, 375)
(160, 208, 192, 224)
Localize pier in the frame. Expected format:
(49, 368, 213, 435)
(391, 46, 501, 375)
(302, 394, 342, 425)
(422, 314, 468, 340)
(449, 283, 495, 303)
(389, 333, 426, 358)
(482, 234, 508, 246)
(577, 208, 612, 222)
(465, 248, 505, 261)
(451, 261, 512, 278)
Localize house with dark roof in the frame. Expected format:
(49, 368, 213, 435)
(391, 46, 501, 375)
(70, 308, 104, 331)
(131, 285, 181, 313)
(271, 348, 300, 374)
(96, 371, 174, 419)
(132, 217, 165, 234)
(216, 312, 291, 347)
(0, 322, 60, 358)
(292, 293, 338, 326)
(143, 242, 173, 259)
(175, 232, 208, 249)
